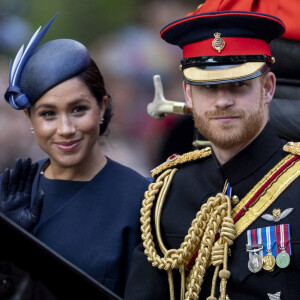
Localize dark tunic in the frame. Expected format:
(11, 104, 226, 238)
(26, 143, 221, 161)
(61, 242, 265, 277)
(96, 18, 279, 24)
(125, 123, 300, 300)
(29, 157, 149, 298)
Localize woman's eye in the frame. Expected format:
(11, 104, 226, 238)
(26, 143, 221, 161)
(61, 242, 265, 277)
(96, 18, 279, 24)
(73, 105, 88, 114)
(40, 111, 55, 119)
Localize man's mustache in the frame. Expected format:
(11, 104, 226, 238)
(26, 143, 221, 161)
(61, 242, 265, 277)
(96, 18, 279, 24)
(204, 109, 246, 118)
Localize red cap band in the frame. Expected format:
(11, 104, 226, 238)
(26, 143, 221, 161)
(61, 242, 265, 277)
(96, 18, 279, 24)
(183, 37, 271, 58)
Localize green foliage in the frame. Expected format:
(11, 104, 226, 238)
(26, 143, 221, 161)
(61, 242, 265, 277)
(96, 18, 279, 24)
(19, 0, 140, 46)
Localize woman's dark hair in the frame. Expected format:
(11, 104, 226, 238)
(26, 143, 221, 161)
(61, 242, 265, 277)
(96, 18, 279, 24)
(78, 59, 113, 135)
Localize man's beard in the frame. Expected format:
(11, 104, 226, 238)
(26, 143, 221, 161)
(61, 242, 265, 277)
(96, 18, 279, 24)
(193, 98, 265, 149)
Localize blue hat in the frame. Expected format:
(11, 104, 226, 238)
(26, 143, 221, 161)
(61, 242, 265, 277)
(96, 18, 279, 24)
(160, 11, 285, 85)
(4, 14, 91, 110)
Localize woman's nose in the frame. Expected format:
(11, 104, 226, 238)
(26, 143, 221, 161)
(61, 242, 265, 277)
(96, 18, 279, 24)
(57, 115, 76, 136)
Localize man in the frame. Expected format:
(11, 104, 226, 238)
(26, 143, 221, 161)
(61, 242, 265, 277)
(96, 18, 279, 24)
(125, 8, 300, 300)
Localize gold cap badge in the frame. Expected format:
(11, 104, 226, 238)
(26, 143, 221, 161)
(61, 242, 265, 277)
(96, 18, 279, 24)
(212, 32, 225, 53)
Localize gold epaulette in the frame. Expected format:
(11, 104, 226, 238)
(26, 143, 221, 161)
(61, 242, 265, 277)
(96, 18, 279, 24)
(151, 147, 212, 178)
(283, 141, 300, 156)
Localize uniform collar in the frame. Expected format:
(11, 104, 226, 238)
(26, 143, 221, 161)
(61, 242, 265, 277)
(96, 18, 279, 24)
(218, 123, 283, 185)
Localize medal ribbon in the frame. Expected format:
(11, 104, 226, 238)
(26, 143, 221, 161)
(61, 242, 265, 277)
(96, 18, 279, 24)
(247, 229, 253, 257)
(246, 228, 264, 257)
(257, 227, 263, 257)
(275, 224, 292, 255)
(223, 180, 232, 197)
(262, 226, 276, 257)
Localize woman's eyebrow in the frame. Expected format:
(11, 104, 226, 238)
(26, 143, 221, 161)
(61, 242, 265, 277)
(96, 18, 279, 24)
(35, 99, 90, 111)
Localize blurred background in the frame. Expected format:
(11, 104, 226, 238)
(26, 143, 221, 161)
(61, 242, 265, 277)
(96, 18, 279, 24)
(0, 0, 202, 177)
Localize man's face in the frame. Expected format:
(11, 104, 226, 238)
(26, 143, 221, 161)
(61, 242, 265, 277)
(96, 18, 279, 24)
(183, 74, 274, 151)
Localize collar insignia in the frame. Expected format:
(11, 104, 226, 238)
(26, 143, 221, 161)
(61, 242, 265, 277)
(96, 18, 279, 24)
(151, 148, 211, 178)
(267, 291, 281, 300)
(261, 208, 294, 222)
(283, 141, 300, 155)
(212, 32, 225, 53)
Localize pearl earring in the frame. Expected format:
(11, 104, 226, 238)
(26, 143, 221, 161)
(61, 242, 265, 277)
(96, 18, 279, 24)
(100, 118, 104, 124)
(30, 128, 34, 134)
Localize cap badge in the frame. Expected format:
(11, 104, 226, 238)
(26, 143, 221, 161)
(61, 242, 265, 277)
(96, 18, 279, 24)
(212, 32, 225, 53)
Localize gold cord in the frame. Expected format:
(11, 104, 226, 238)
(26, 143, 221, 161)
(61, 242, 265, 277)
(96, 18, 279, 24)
(180, 264, 186, 300)
(141, 145, 298, 299)
(155, 168, 178, 254)
(168, 269, 175, 300)
(141, 169, 236, 300)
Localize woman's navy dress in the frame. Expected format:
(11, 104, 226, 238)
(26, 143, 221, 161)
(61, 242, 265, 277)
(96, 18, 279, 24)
(25, 157, 149, 297)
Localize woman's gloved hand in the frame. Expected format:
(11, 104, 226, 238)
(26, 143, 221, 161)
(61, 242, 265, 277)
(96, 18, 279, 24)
(0, 158, 44, 232)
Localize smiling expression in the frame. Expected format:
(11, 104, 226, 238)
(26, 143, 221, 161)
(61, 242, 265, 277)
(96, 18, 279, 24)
(26, 76, 105, 172)
(183, 73, 274, 151)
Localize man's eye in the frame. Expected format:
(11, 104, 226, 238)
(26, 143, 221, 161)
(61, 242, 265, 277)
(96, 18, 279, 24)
(233, 81, 245, 87)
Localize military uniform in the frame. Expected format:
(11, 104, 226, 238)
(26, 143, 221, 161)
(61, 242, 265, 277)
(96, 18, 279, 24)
(125, 123, 300, 300)
(125, 8, 300, 300)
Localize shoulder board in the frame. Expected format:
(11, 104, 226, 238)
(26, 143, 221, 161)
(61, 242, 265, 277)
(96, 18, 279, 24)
(151, 147, 211, 178)
(283, 141, 300, 156)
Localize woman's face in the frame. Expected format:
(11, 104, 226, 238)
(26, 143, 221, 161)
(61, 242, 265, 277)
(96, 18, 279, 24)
(26, 76, 105, 170)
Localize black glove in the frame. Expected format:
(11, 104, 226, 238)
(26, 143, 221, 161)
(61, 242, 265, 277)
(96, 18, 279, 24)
(0, 158, 44, 232)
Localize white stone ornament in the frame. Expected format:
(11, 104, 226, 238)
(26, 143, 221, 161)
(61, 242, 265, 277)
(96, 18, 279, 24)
(267, 291, 281, 300)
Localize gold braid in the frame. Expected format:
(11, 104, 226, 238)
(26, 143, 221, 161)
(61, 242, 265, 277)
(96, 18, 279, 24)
(141, 169, 236, 300)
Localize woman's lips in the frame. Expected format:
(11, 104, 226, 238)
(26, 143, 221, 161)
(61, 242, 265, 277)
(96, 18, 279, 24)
(55, 139, 81, 152)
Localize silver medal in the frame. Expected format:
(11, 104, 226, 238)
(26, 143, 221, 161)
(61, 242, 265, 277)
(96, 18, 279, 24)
(248, 253, 263, 273)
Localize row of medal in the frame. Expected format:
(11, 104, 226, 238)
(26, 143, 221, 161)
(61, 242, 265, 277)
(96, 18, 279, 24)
(246, 224, 291, 273)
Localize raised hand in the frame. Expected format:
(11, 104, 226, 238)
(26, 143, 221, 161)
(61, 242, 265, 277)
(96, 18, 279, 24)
(0, 158, 44, 232)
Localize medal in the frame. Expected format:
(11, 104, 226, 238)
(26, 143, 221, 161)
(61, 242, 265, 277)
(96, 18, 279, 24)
(275, 224, 291, 269)
(276, 249, 290, 268)
(248, 253, 263, 273)
(247, 228, 264, 273)
(262, 226, 276, 272)
(263, 252, 276, 272)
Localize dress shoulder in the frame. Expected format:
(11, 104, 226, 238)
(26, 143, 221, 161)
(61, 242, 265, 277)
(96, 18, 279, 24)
(283, 141, 300, 156)
(151, 147, 212, 178)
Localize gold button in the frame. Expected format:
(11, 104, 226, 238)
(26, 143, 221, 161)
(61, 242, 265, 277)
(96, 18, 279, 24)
(231, 195, 239, 205)
(271, 56, 276, 64)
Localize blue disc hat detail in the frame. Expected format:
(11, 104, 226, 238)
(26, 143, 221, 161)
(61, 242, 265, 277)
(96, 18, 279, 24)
(4, 13, 91, 110)
(160, 11, 286, 85)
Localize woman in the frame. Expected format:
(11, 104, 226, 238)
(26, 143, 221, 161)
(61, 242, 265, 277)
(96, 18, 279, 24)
(1, 15, 149, 297)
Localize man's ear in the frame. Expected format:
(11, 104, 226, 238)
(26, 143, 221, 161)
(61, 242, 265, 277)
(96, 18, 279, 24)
(262, 71, 276, 105)
(183, 81, 193, 108)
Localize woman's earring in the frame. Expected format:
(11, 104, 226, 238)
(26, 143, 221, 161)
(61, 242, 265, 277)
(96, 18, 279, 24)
(100, 118, 104, 125)
(30, 127, 34, 134)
